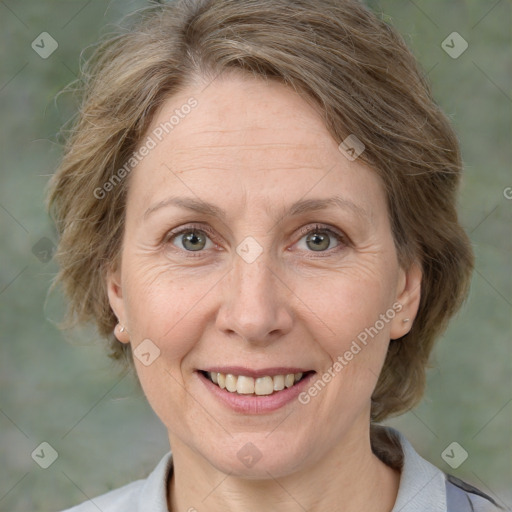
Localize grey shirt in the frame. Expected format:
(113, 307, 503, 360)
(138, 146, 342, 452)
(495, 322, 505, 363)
(60, 427, 501, 511)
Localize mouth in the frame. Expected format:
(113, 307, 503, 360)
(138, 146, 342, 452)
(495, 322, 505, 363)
(199, 369, 315, 396)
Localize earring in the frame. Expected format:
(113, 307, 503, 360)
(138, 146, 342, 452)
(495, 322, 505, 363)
(403, 318, 410, 323)
(119, 325, 125, 333)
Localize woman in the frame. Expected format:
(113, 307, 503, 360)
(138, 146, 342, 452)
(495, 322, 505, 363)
(47, 0, 503, 510)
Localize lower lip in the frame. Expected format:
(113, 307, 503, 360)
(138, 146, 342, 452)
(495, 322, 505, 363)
(197, 371, 316, 414)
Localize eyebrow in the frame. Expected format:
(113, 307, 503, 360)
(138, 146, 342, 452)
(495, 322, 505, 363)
(143, 195, 370, 223)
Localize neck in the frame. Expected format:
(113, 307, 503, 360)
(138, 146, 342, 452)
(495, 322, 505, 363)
(167, 425, 400, 512)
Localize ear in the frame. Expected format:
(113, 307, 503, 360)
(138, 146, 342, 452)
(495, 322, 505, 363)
(106, 266, 130, 344)
(390, 260, 422, 340)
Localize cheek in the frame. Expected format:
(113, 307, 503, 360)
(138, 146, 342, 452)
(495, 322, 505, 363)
(122, 257, 199, 339)
(120, 257, 216, 429)
(294, 265, 398, 414)
(120, 256, 226, 388)
(119, 258, 196, 376)
(297, 261, 397, 352)
(298, 273, 397, 425)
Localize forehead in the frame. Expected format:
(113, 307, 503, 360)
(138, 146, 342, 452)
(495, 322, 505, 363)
(152, 74, 334, 162)
(127, 73, 385, 218)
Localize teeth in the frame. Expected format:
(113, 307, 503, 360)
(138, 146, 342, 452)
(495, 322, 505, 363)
(225, 374, 237, 392)
(254, 376, 274, 395)
(273, 374, 285, 391)
(206, 371, 306, 396)
(236, 375, 255, 394)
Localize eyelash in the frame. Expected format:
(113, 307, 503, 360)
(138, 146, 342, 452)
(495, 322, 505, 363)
(162, 223, 348, 257)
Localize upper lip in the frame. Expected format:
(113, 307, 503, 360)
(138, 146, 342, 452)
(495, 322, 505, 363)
(200, 367, 314, 378)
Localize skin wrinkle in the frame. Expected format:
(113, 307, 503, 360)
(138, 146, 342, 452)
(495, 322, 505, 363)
(166, 147, 332, 174)
(44, 4, 477, 508)
(142, 195, 371, 229)
(138, 206, 376, 271)
(107, 74, 422, 512)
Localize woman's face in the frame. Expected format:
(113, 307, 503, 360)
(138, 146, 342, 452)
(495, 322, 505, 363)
(107, 73, 421, 478)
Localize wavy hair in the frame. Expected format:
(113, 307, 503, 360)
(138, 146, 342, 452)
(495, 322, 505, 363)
(46, 0, 474, 422)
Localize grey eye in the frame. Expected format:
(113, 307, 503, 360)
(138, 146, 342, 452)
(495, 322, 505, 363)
(173, 229, 211, 251)
(296, 227, 343, 252)
(306, 231, 331, 251)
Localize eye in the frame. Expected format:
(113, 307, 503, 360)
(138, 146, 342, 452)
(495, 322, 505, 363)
(164, 225, 216, 252)
(295, 224, 347, 253)
(163, 223, 348, 256)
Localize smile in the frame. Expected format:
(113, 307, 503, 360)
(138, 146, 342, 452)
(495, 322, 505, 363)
(197, 367, 317, 413)
(202, 370, 311, 396)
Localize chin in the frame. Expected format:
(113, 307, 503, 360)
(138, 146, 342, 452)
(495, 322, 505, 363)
(198, 433, 313, 480)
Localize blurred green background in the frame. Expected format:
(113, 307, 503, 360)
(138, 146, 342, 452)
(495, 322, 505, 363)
(0, 0, 510, 510)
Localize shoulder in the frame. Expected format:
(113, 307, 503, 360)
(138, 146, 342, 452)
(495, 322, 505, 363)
(59, 479, 145, 512)
(445, 474, 505, 512)
(372, 426, 505, 512)
(58, 451, 173, 512)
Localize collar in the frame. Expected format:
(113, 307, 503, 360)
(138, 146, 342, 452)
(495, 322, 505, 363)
(135, 449, 173, 511)
(386, 427, 447, 512)
(138, 426, 447, 512)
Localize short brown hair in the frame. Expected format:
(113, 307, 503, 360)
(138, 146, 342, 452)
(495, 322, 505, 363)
(46, 0, 474, 422)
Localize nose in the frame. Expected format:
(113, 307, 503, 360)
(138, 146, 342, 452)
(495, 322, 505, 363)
(215, 252, 294, 346)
